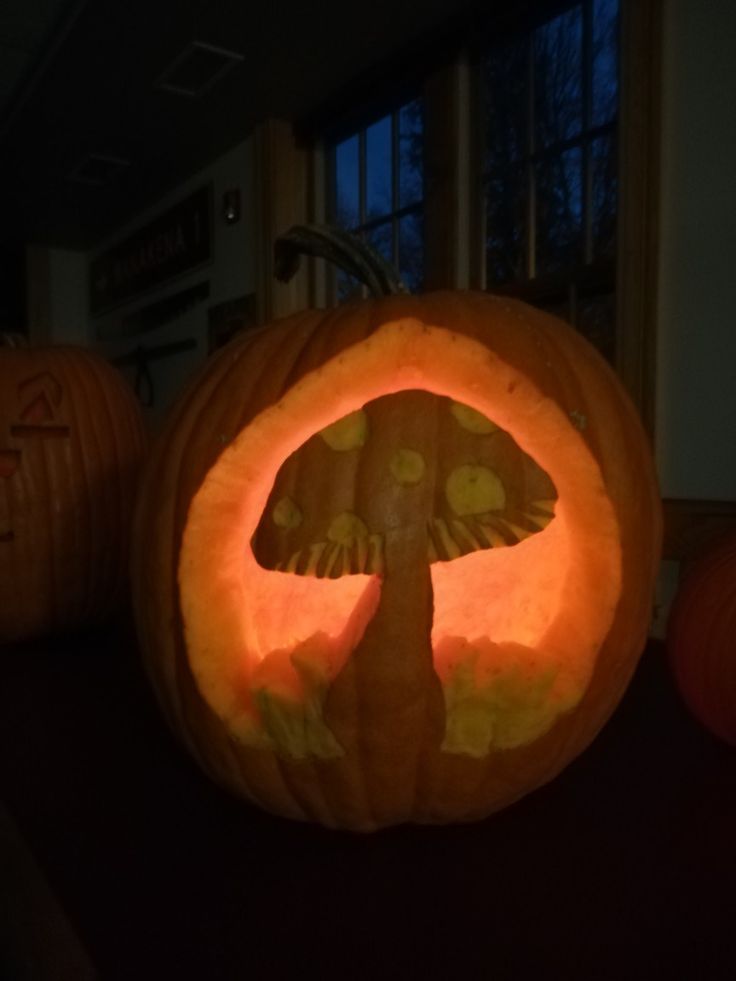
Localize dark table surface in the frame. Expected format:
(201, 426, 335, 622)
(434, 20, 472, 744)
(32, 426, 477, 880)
(1, 618, 735, 981)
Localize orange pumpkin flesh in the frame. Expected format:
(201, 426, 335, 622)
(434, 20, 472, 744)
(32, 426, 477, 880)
(0, 345, 146, 642)
(133, 291, 661, 830)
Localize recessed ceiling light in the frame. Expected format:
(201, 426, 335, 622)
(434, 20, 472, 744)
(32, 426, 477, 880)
(156, 41, 244, 98)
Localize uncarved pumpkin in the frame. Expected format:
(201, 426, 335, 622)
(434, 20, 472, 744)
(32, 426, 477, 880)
(132, 281, 662, 830)
(667, 533, 736, 746)
(0, 342, 147, 642)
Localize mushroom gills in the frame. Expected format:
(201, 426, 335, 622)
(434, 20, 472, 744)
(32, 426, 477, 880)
(273, 500, 555, 576)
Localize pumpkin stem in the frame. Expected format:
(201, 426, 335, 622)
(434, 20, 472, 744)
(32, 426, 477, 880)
(274, 224, 408, 297)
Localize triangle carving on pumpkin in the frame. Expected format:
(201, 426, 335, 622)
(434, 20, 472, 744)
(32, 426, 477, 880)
(11, 372, 70, 438)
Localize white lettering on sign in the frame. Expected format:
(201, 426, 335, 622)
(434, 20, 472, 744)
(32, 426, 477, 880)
(112, 223, 188, 287)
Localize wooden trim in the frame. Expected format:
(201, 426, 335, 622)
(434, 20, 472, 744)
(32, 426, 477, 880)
(662, 498, 736, 563)
(253, 119, 311, 323)
(306, 139, 328, 309)
(423, 55, 475, 290)
(423, 61, 460, 289)
(615, 0, 662, 437)
(460, 0, 662, 431)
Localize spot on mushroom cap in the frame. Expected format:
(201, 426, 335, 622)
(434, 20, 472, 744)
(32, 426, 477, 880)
(451, 401, 498, 435)
(319, 409, 368, 451)
(390, 448, 426, 485)
(327, 512, 368, 548)
(446, 465, 506, 516)
(272, 496, 302, 529)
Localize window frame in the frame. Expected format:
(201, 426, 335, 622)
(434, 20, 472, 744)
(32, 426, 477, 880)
(477, 0, 620, 289)
(468, 0, 659, 433)
(310, 0, 660, 431)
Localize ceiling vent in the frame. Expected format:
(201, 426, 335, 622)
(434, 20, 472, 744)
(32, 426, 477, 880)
(67, 153, 130, 186)
(156, 41, 244, 98)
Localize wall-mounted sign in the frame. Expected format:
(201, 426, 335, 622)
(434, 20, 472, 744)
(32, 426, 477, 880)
(90, 185, 212, 316)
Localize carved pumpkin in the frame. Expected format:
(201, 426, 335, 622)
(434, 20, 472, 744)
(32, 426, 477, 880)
(0, 341, 146, 642)
(132, 229, 661, 830)
(667, 533, 736, 746)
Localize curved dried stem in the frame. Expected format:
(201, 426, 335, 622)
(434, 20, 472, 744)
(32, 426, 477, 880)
(274, 224, 408, 298)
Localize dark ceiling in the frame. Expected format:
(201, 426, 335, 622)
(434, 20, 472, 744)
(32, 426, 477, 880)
(0, 0, 482, 253)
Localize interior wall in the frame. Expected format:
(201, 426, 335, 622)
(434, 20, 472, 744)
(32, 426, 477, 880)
(91, 137, 255, 430)
(655, 0, 736, 501)
(0, 245, 27, 333)
(25, 246, 87, 345)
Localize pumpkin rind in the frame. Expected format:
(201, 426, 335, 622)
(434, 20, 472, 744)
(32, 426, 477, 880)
(0, 345, 147, 642)
(132, 291, 662, 830)
(667, 533, 736, 746)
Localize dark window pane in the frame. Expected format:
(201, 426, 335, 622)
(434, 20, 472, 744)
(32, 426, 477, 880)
(366, 115, 392, 219)
(483, 36, 528, 173)
(399, 210, 424, 292)
(366, 220, 393, 265)
(485, 167, 526, 285)
(536, 147, 583, 274)
(399, 99, 424, 209)
(592, 134, 617, 258)
(578, 292, 616, 362)
(592, 0, 619, 126)
(534, 6, 583, 148)
(335, 136, 360, 228)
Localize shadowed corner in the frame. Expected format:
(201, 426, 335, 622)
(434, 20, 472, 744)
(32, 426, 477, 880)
(0, 801, 98, 981)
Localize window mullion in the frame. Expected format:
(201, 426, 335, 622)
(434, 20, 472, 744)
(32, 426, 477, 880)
(391, 110, 400, 268)
(358, 129, 367, 230)
(582, 0, 595, 265)
(526, 30, 537, 281)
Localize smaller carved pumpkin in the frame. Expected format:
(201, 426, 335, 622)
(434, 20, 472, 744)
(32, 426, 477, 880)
(0, 340, 147, 642)
(667, 533, 736, 746)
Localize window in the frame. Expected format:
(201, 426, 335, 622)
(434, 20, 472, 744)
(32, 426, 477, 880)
(328, 98, 424, 300)
(480, 0, 619, 360)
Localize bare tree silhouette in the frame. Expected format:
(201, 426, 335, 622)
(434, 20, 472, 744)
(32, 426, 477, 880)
(483, 0, 619, 285)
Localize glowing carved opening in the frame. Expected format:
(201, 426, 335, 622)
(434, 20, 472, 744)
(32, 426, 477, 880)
(179, 319, 622, 758)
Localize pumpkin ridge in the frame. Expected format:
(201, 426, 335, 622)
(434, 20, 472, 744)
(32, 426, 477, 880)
(101, 353, 143, 609)
(76, 351, 118, 622)
(64, 352, 97, 624)
(40, 353, 74, 627)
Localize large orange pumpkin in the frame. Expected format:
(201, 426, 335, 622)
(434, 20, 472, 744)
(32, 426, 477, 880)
(132, 231, 661, 830)
(667, 533, 736, 746)
(0, 341, 147, 642)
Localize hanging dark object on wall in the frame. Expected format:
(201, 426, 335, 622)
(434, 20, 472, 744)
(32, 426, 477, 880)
(113, 338, 197, 407)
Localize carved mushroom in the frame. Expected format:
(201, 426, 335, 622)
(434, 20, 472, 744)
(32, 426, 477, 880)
(250, 390, 560, 757)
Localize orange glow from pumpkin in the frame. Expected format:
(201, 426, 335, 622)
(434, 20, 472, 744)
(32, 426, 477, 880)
(179, 318, 622, 743)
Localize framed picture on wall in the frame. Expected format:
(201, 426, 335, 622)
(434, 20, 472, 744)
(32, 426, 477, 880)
(90, 184, 213, 320)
